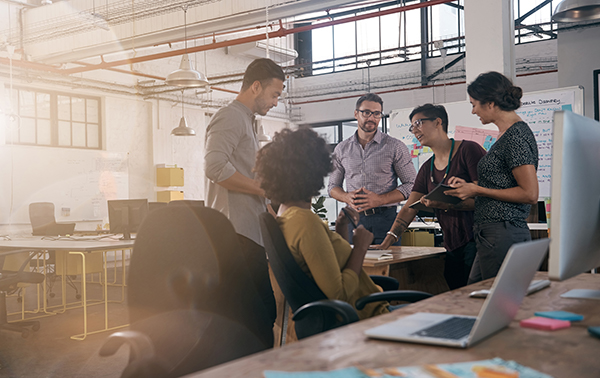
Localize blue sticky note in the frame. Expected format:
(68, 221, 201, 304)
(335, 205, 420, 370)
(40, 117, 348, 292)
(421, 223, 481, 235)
(534, 310, 583, 321)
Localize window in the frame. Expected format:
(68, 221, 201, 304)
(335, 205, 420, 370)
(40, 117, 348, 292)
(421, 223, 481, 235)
(299, 0, 557, 77)
(6, 87, 101, 149)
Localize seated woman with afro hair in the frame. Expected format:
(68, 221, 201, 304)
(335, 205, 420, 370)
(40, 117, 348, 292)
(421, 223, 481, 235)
(254, 127, 389, 319)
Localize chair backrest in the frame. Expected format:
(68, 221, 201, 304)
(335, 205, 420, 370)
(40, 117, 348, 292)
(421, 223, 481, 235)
(29, 202, 75, 236)
(29, 202, 56, 235)
(129, 206, 275, 351)
(259, 212, 342, 338)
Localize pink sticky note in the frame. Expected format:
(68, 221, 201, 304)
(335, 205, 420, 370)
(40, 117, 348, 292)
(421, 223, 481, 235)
(520, 316, 570, 331)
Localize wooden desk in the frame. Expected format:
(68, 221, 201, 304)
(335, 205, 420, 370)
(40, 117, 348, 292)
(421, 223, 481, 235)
(271, 246, 447, 347)
(0, 237, 134, 340)
(363, 246, 448, 295)
(191, 272, 600, 377)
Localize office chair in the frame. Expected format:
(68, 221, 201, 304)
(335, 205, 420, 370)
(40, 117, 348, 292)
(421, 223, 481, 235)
(29, 202, 76, 236)
(0, 250, 45, 338)
(105, 206, 275, 377)
(259, 212, 432, 340)
(28, 202, 80, 302)
(166, 198, 276, 346)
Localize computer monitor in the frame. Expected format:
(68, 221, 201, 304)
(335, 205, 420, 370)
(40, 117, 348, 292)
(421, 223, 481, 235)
(108, 199, 149, 240)
(549, 111, 600, 299)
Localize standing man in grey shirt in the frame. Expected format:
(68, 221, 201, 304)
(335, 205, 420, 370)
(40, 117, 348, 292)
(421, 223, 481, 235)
(204, 58, 285, 246)
(328, 93, 416, 245)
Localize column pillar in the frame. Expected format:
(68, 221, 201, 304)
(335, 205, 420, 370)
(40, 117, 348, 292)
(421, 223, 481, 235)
(464, 0, 515, 87)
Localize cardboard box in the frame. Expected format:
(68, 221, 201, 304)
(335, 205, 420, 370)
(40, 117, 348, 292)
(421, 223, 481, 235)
(157, 190, 184, 203)
(401, 230, 435, 246)
(156, 167, 184, 187)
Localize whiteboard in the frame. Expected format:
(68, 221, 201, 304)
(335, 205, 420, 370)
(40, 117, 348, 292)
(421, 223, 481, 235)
(0, 145, 128, 225)
(388, 86, 584, 198)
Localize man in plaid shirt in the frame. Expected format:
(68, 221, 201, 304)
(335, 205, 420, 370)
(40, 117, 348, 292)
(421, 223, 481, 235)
(328, 93, 416, 245)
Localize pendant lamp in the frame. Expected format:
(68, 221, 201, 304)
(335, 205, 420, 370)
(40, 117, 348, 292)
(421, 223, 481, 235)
(552, 0, 600, 22)
(165, 7, 209, 88)
(171, 91, 196, 136)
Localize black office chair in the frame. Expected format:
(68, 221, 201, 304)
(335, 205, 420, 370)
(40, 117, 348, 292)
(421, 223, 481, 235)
(0, 250, 45, 338)
(103, 206, 275, 377)
(259, 212, 432, 340)
(28, 202, 79, 301)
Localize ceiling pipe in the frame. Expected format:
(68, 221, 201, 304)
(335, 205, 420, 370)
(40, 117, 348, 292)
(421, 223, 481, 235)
(60, 0, 455, 75)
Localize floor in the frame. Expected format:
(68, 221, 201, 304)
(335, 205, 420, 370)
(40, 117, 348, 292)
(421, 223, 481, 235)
(0, 265, 131, 378)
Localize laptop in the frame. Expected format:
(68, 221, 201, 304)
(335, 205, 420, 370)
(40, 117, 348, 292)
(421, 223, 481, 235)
(365, 238, 550, 348)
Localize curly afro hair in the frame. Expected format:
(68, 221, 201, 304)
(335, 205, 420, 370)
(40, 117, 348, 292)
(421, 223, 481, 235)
(255, 127, 332, 204)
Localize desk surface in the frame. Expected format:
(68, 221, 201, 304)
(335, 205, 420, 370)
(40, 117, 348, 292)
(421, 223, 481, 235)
(190, 272, 600, 378)
(362, 246, 446, 268)
(0, 237, 135, 253)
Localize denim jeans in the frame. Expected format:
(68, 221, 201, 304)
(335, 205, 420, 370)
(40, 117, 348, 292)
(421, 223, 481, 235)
(468, 221, 531, 284)
(444, 240, 477, 290)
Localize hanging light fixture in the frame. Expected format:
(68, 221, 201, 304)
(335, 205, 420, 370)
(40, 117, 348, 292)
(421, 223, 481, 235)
(165, 6, 209, 88)
(552, 0, 600, 22)
(171, 90, 196, 136)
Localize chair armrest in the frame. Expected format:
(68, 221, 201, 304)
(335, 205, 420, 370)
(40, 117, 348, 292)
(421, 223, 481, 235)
(292, 299, 359, 325)
(99, 330, 156, 358)
(355, 290, 433, 310)
(369, 275, 399, 291)
(99, 331, 169, 378)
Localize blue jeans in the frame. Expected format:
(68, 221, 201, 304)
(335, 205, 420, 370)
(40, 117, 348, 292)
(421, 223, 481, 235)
(468, 221, 531, 284)
(348, 207, 401, 245)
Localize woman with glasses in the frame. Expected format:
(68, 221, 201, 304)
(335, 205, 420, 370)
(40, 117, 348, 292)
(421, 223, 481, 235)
(445, 72, 539, 284)
(255, 128, 391, 320)
(376, 104, 486, 289)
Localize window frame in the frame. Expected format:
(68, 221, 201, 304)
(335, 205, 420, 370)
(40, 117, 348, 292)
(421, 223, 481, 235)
(6, 86, 102, 150)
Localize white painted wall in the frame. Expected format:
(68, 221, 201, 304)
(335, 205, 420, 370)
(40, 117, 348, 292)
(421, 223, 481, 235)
(557, 25, 600, 119)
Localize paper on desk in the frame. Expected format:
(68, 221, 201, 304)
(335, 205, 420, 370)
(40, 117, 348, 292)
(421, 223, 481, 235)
(263, 358, 555, 378)
(364, 250, 393, 261)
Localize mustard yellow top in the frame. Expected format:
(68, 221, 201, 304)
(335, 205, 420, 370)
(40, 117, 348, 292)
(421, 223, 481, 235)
(277, 207, 389, 320)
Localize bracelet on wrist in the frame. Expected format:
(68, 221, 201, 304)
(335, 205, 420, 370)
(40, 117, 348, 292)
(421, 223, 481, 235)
(386, 231, 399, 242)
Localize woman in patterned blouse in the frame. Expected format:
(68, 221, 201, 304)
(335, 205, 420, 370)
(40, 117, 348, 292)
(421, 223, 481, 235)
(445, 71, 539, 284)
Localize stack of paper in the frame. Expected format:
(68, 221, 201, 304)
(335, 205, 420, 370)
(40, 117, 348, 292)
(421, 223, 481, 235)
(364, 250, 393, 261)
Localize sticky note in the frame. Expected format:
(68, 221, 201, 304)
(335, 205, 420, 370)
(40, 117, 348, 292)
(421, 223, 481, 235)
(520, 317, 570, 331)
(534, 310, 583, 322)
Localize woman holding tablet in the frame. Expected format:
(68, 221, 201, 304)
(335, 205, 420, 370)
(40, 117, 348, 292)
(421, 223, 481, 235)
(376, 104, 486, 289)
(445, 71, 539, 284)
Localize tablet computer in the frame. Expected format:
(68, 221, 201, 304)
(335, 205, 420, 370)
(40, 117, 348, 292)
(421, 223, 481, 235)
(424, 183, 462, 205)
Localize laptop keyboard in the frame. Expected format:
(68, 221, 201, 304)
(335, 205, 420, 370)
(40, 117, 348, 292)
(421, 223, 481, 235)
(412, 317, 476, 340)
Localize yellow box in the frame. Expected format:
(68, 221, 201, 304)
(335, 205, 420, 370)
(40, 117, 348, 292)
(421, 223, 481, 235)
(157, 190, 184, 203)
(156, 167, 184, 187)
(401, 230, 435, 246)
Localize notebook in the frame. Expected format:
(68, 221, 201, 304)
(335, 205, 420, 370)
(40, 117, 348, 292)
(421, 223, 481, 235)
(365, 238, 550, 348)
(364, 250, 393, 261)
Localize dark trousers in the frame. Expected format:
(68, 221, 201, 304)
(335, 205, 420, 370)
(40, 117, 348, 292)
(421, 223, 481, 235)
(468, 221, 531, 284)
(444, 240, 477, 290)
(348, 207, 401, 245)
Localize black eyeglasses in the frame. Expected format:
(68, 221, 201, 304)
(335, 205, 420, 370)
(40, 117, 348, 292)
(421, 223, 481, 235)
(409, 118, 437, 133)
(357, 109, 383, 119)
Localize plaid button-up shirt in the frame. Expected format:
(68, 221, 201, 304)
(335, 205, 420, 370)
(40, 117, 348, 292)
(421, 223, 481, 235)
(327, 130, 416, 205)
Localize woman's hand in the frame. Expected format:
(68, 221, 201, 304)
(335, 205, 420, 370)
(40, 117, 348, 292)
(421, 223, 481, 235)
(373, 234, 395, 250)
(444, 176, 479, 200)
(420, 197, 450, 210)
(352, 225, 373, 254)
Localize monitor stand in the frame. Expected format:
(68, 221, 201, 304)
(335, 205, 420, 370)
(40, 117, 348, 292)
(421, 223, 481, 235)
(560, 289, 600, 300)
